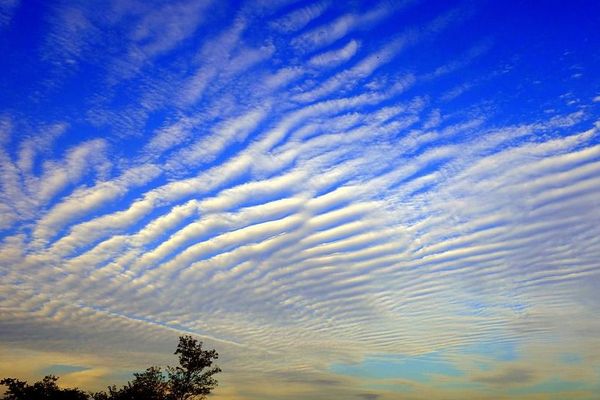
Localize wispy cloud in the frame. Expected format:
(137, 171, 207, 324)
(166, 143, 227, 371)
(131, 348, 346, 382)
(127, 0, 213, 61)
(473, 367, 536, 386)
(309, 39, 360, 67)
(0, 0, 19, 28)
(270, 1, 330, 33)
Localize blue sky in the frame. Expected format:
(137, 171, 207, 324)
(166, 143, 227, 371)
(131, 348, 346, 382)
(1, 0, 600, 399)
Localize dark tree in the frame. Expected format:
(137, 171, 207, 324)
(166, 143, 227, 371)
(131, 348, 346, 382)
(0, 375, 88, 400)
(101, 367, 167, 400)
(1, 336, 221, 400)
(167, 336, 221, 400)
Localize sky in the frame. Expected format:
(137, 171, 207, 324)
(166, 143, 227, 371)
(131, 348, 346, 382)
(1, 0, 600, 399)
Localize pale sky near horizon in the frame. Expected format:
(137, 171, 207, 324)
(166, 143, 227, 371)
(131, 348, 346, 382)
(1, 0, 600, 399)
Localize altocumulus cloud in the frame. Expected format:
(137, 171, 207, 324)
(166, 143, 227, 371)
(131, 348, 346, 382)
(1, 0, 600, 399)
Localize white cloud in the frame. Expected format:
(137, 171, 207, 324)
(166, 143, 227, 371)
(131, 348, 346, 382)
(270, 1, 330, 33)
(291, 1, 411, 53)
(129, 0, 213, 59)
(34, 163, 162, 243)
(171, 107, 269, 168)
(263, 67, 305, 89)
(308, 39, 359, 67)
(142, 117, 199, 159)
(292, 14, 356, 51)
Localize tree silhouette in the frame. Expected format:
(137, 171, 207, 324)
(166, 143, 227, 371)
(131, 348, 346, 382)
(167, 336, 221, 400)
(0, 375, 88, 400)
(98, 367, 168, 400)
(1, 336, 220, 400)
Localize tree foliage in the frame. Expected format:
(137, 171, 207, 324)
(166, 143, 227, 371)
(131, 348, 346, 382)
(1, 336, 220, 400)
(168, 336, 221, 400)
(0, 375, 88, 400)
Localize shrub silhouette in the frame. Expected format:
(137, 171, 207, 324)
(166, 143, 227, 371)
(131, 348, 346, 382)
(1, 336, 220, 400)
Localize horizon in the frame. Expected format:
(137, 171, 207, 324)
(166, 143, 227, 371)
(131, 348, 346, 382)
(1, 0, 600, 399)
